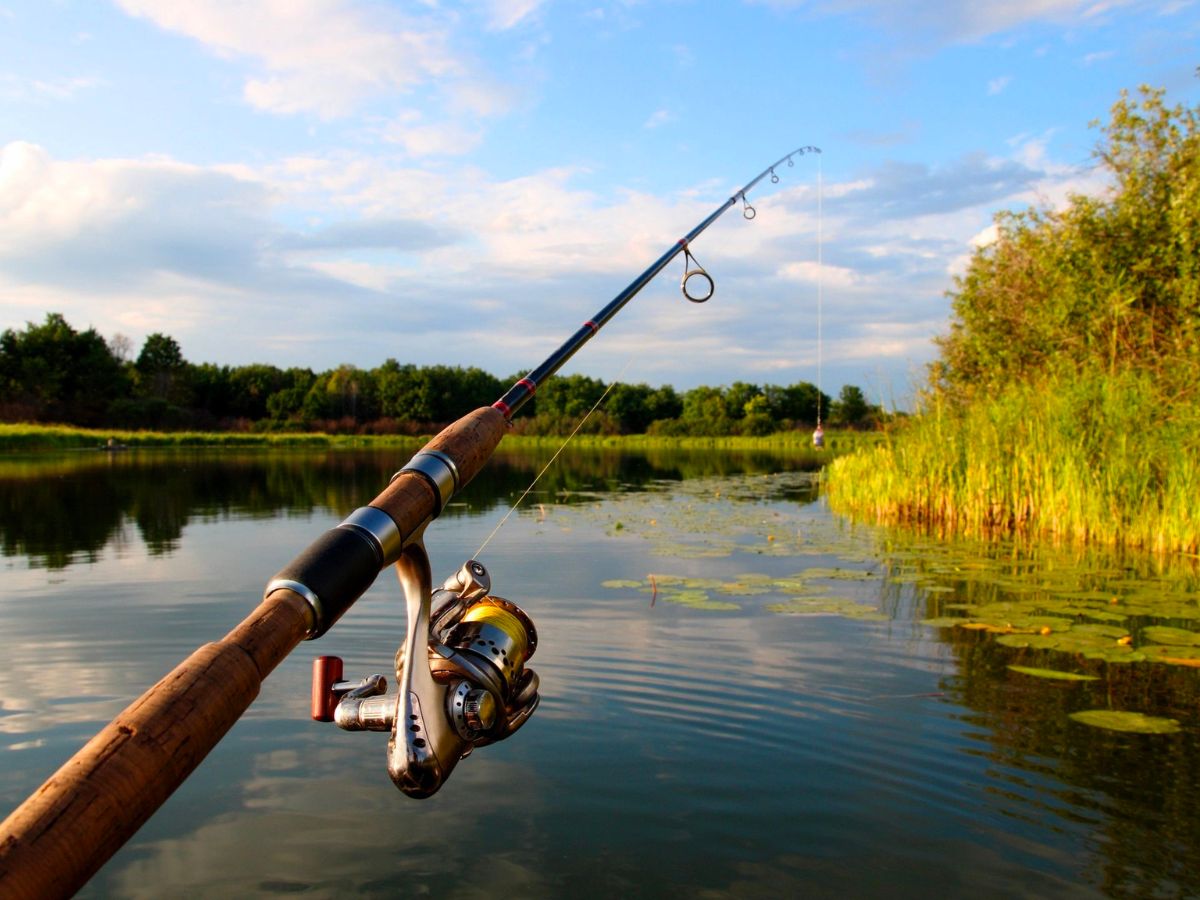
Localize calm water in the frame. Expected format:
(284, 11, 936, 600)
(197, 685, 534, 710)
(2, 448, 1198, 899)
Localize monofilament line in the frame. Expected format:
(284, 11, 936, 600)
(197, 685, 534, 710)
(816, 153, 824, 426)
(474, 360, 633, 559)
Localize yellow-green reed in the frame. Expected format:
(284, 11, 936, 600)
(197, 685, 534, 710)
(825, 370, 1199, 555)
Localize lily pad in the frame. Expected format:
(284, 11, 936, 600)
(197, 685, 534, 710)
(1071, 623, 1131, 639)
(1070, 609, 1129, 624)
(995, 630, 1143, 662)
(767, 597, 888, 621)
(1142, 626, 1200, 647)
(1068, 710, 1182, 734)
(661, 590, 740, 611)
(713, 582, 774, 596)
(601, 579, 645, 590)
(774, 582, 830, 596)
(796, 567, 877, 581)
(1008, 666, 1098, 682)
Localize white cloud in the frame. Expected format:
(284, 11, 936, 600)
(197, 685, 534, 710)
(380, 114, 484, 158)
(643, 109, 675, 129)
(753, 0, 1142, 42)
(115, 0, 461, 118)
(777, 260, 860, 288)
(447, 80, 516, 118)
(0, 141, 273, 287)
(837, 321, 944, 361)
(987, 75, 1012, 95)
(481, 0, 548, 30)
(970, 222, 1000, 248)
(0, 74, 102, 102)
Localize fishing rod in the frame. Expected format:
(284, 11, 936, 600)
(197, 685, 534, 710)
(0, 144, 819, 899)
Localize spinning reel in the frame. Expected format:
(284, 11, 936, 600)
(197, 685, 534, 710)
(311, 551, 539, 798)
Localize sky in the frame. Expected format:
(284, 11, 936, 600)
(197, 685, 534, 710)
(1, 1, 1197, 408)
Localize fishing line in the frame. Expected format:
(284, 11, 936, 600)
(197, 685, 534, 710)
(816, 153, 824, 427)
(474, 356, 636, 560)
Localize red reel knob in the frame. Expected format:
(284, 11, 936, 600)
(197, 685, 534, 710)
(311, 655, 344, 721)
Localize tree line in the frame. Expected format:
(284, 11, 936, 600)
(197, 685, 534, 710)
(0, 313, 884, 435)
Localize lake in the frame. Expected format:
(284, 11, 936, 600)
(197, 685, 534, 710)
(2, 447, 1198, 898)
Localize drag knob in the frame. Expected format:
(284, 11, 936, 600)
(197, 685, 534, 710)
(463, 689, 498, 732)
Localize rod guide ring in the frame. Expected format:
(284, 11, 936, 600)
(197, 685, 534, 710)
(682, 269, 714, 303)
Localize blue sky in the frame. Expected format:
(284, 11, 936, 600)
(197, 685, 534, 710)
(2, 1, 1197, 406)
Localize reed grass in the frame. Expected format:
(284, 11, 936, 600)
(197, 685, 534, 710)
(824, 370, 1200, 555)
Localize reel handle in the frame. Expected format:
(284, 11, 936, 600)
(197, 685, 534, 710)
(311, 656, 344, 721)
(311, 656, 387, 722)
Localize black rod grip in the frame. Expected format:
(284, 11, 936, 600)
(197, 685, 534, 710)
(268, 526, 383, 639)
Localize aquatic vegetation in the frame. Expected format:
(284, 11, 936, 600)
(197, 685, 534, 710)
(662, 590, 741, 611)
(600, 569, 885, 618)
(551, 469, 866, 561)
(995, 630, 1144, 663)
(1068, 710, 1182, 734)
(580, 470, 1200, 678)
(868, 512, 1200, 672)
(1142, 626, 1200, 647)
(765, 596, 889, 620)
(1007, 665, 1099, 682)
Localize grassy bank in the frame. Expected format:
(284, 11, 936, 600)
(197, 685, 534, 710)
(504, 430, 874, 452)
(0, 423, 403, 451)
(0, 421, 876, 454)
(824, 371, 1200, 555)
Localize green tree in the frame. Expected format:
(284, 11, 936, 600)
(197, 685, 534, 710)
(302, 365, 377, 424)
(413, 365, 503, 423)
(725, 382, 762, 421)
(606, 383, 682, 433)
(375, 360, 424, 421)
(935, 85, 1200, 401)
(646, 385, 682, 423)
(227, 364, 290, 420)
(680, 385, 735, 435)
(764, 382, 828, 424)
(833, 384, 870, 427)
(537, 374, 606, 419)
(740, 394, 775, 435)
(189, 363, 234, 419)
(265, 368, 316, 424)
(0, 313, 125, 425)
(136, 333, 190, 404)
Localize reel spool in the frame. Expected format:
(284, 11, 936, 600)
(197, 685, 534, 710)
(311, 558, 539, 798)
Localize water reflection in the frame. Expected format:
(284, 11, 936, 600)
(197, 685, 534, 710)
(1, 451, 1198, 898)
(0, 447, 811, 569)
